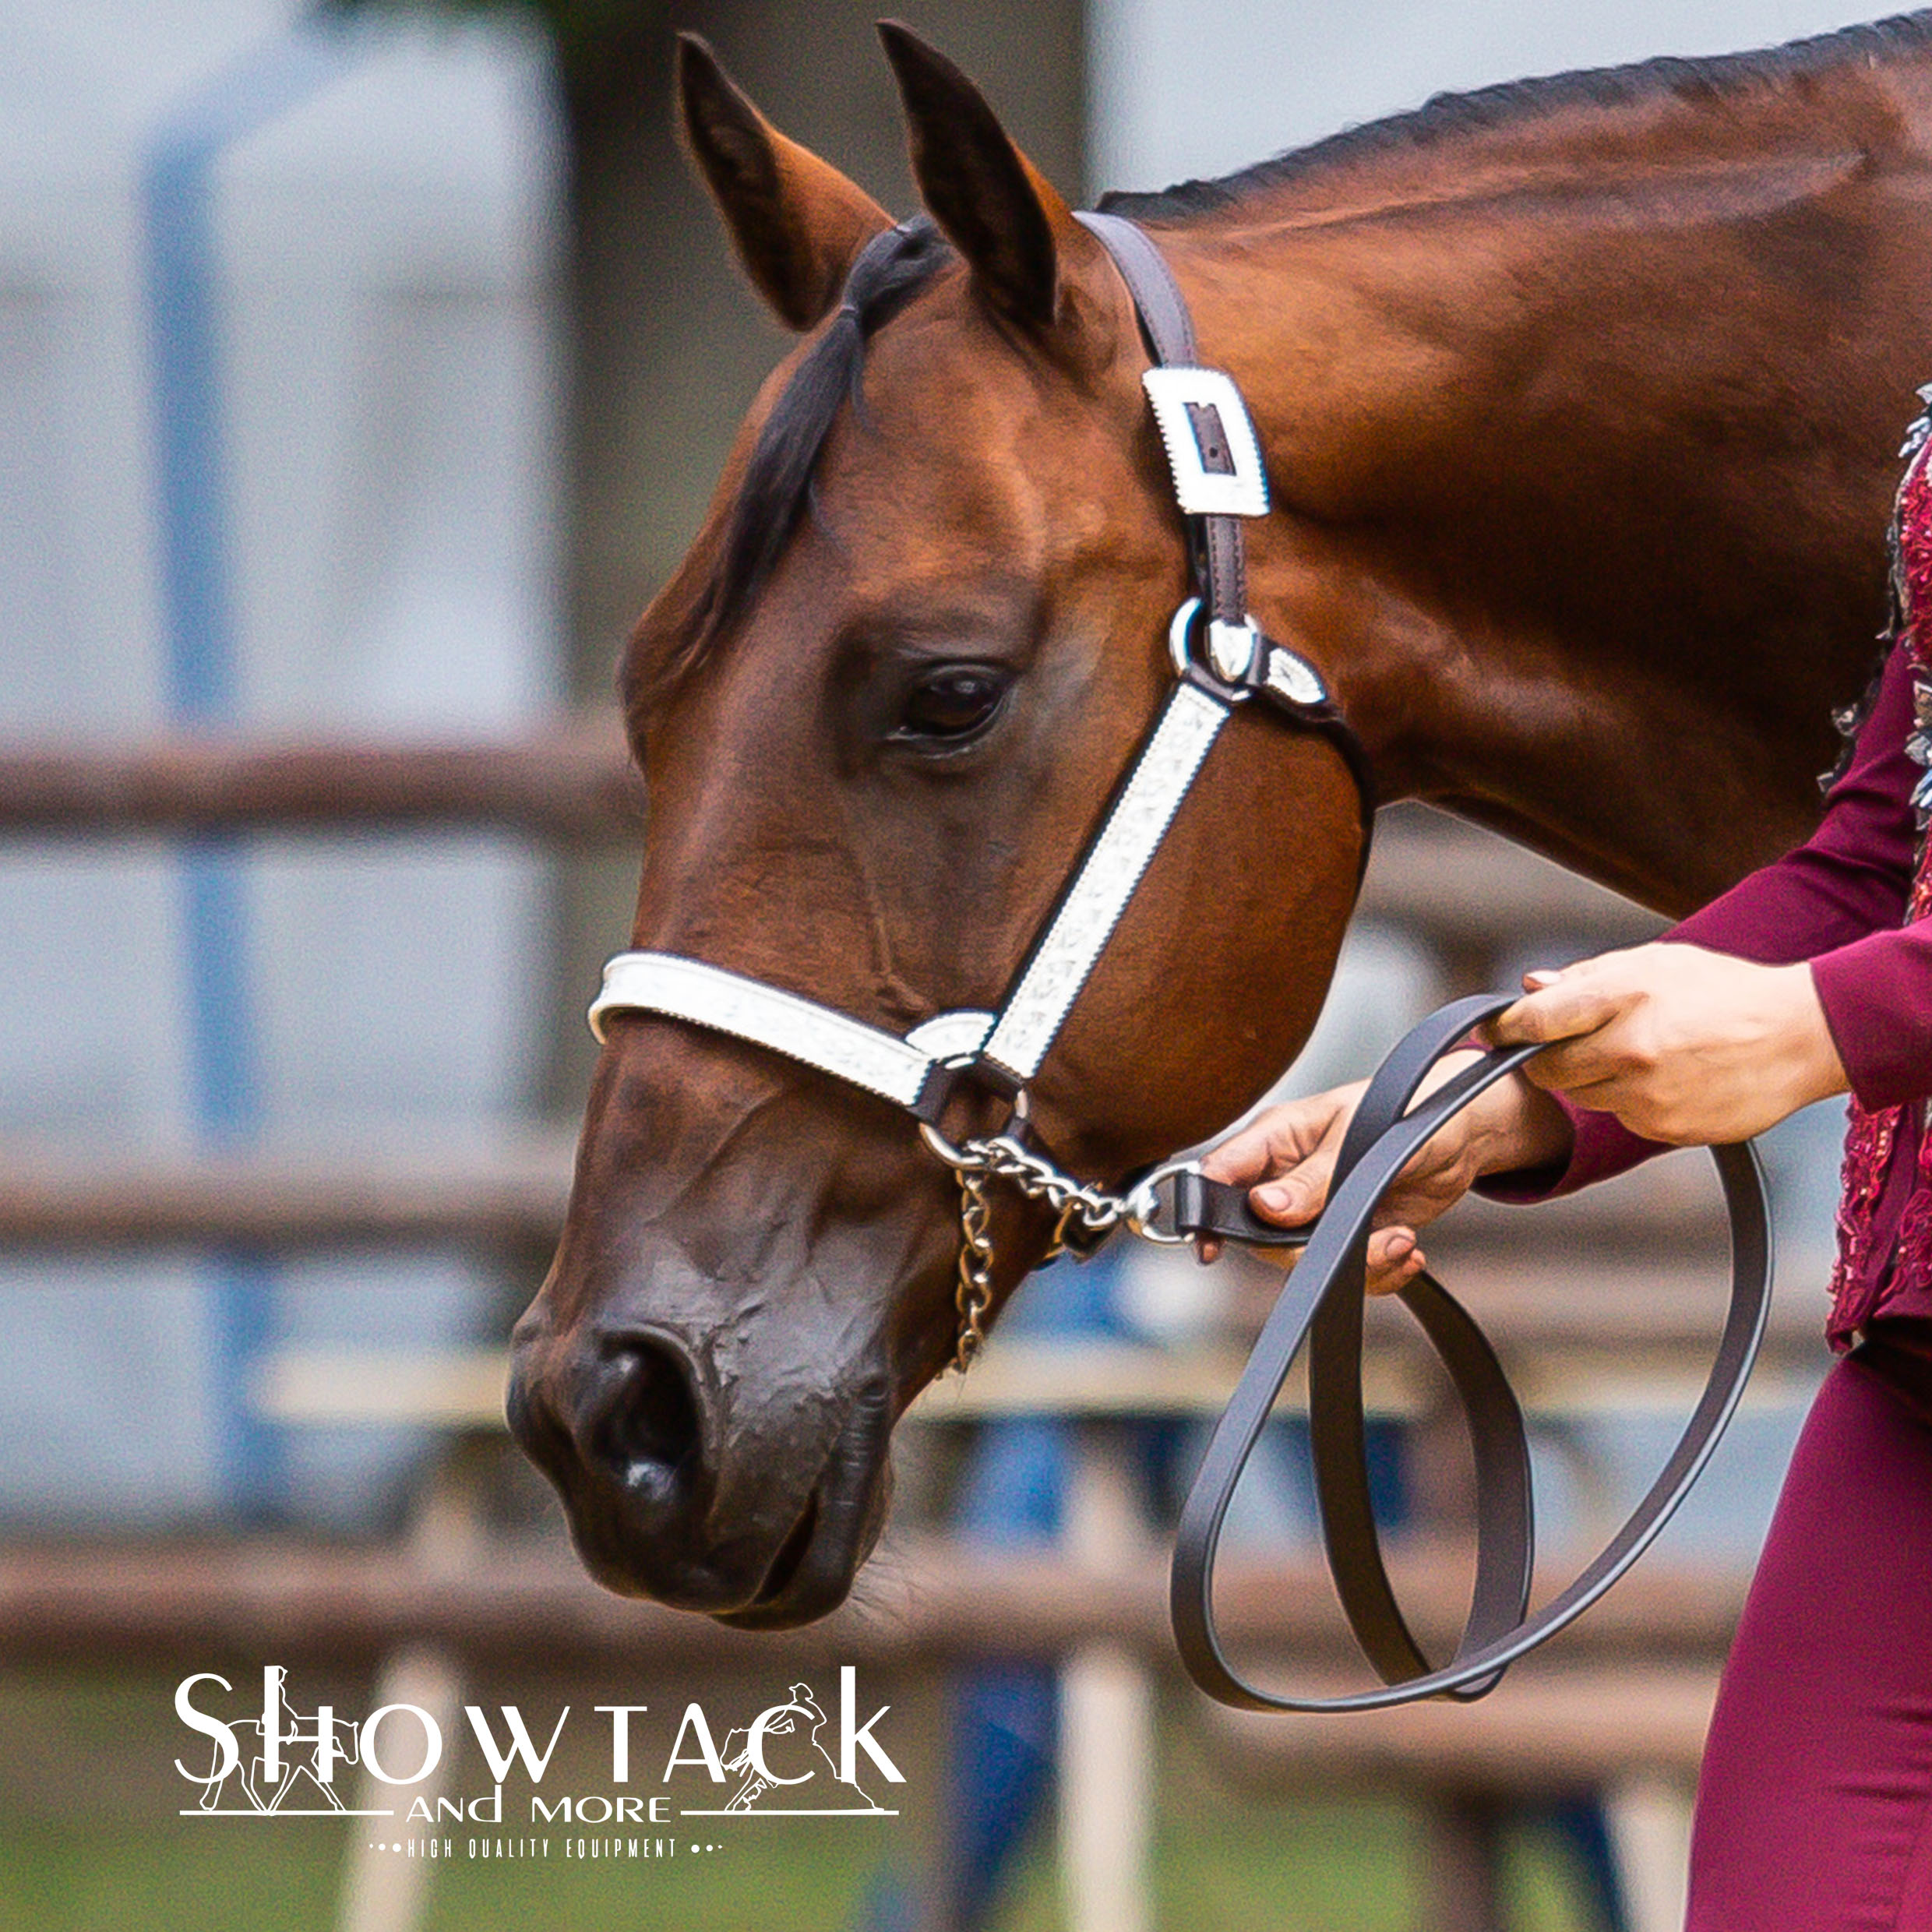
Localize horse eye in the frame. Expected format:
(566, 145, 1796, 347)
(894, 668, 1010, 745)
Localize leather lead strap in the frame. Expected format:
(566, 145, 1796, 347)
(1169, 994, 1772, 1711)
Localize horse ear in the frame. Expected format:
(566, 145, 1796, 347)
(677, 34, 892, 332)
(877, 21, 1091, 333)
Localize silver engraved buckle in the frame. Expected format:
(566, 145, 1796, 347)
(1142, 367, 1269, 519)
(1166, 597, 1261, 689)
(1208, 619, 1260, 683)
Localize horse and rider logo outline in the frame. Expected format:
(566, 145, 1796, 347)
(713, 1681, 885, 1816)
(189, 1669, 378, 1817)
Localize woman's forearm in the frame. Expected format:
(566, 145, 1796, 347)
(1468, 1070, 1575, 1180)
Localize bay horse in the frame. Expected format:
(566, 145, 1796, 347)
(509, 15, 1932, 1625)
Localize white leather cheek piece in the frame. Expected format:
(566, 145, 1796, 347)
(977, 680, 1229, 1084)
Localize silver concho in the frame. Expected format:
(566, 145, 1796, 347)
(1264, 647, 1327, 710)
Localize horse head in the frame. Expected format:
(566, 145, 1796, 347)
(508, 26, 1367, 1625)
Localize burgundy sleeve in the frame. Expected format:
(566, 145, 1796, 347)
(1811, 917, 1932, 1109)
(1481, 643, 1920, 1200)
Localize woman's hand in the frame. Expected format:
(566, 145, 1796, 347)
(1197, 1053, 1572, 1292)
(1486, 942, 1849, 1143)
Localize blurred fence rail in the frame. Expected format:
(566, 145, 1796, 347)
(0, 1535, 1747, 1676)
(0, 724, 1666, 953)
(0, 1137, 576, 1247)
(0, 721, 643, 841)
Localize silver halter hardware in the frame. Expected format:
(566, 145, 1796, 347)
(1141, 366, 1270, 518)
(587, 213, 1370, 1373)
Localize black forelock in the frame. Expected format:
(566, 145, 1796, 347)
(682, 217, 952, 668)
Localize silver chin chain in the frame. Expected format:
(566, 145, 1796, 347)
(919, 1095, 1189, 1371)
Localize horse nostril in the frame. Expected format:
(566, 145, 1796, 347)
(593, 1336, 703, 1508)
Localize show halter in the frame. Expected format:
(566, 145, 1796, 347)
(587, 213, 1772, 1712)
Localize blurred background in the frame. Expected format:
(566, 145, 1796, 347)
(0, 1, 1888, 1927)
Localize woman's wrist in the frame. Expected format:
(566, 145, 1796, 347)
(1469, 1070, 1574, 1180)
(1412, 1052, 1574, 1183)
(1779, 962, 1850, 1112)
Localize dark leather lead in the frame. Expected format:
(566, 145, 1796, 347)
(1170, 992, 1772, 1711)
(1174, 1170, 1311, 1247)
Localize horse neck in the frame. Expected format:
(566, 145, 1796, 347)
(1138, 69, 1924, 913)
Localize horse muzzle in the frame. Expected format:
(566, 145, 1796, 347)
(506, 1302, 897, 1626)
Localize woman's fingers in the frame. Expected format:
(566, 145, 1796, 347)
(1193, 1090, 1356, 1264)
(1247, 1146, 1336, 1228)
(1197, 1113, 1310, 1187)
(1186, 1063, 1518, 1285)
(1196, 1222, 1424, 1284)
(1198, 1088, 1357, 1189)
(1488, 974, 1624, 1050)
(1471, 943, 1847, 1144)
(1483, 956, 1659, 1095)
(1366, 1225, 1424, 1296)
(1199, 1088, 1361, 1243)
(1517, 1037, 1638, 1095)
(1367, 1225, 1416, 1271)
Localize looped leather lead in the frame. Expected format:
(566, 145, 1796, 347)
(1170, 992, 1773, 1712)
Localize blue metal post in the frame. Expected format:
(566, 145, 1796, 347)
(142, 25, 353, 1516)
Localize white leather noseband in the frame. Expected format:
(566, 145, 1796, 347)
(590, 953, 993, 1117)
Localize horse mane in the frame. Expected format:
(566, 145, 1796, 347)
(1099, 9, 1932, 223)
(679, 219, 950, 670)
